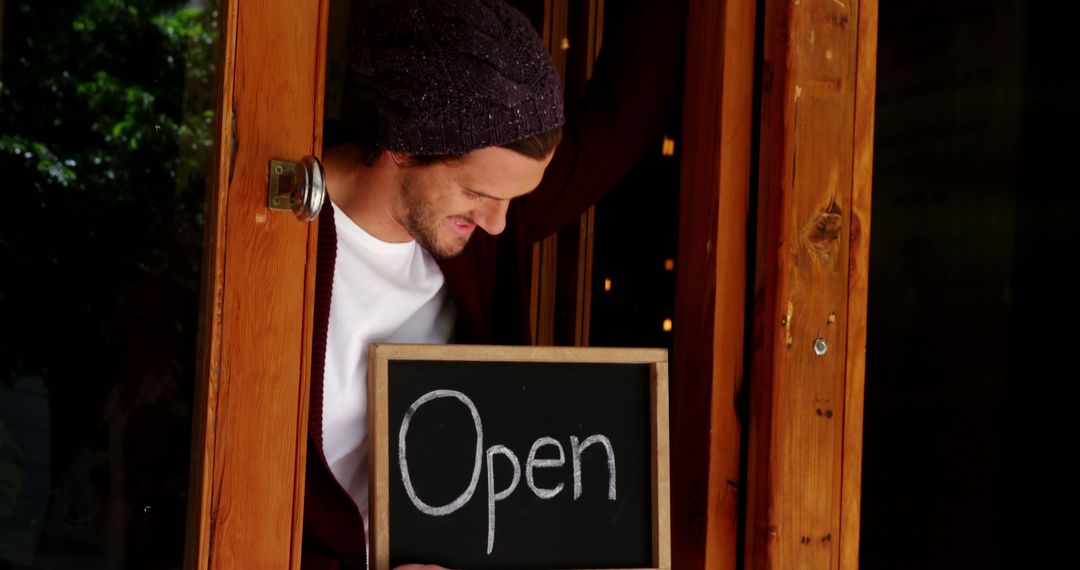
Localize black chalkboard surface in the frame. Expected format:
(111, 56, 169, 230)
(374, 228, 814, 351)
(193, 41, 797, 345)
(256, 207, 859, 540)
(367, 344, 670, 570)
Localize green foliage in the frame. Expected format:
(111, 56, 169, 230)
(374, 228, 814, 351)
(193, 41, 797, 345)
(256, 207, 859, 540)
(1, 0, 219, 383)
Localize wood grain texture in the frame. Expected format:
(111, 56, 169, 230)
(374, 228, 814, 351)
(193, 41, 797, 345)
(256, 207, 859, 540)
(745, 0, 875, 568)
(370, 343, 667, 364)
(531, 0, 568, 346)
(552, 0, 604, 348)
(184, 0, 240, 564)
(577, 206, 596, 345)
(839, 0, 876, 568)
(669, 0, 756, 569)
(185, 0, 327, 567)
(534, 0, 608, 348)
(289, 0, 332, 566)
(533, 234, 560, 345)
(652, 361, 672, 570)
(369, 353, 392, 570)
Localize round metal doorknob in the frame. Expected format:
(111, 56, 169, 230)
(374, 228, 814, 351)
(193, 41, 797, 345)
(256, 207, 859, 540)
(269, 155, 326, 222)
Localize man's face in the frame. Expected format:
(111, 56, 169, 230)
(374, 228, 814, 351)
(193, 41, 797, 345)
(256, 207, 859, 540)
(393, 146, 554, 259)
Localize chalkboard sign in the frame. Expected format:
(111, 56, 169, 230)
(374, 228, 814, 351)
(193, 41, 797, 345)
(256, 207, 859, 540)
(368, 344, 670, 570)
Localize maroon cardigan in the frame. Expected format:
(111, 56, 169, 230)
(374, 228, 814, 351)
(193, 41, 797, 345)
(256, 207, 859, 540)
(301, 3, 685, 567)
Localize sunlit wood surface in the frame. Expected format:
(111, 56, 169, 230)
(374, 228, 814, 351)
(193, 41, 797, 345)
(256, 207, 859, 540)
(185, 0, 328, 567)
(745, 0, 877, 568)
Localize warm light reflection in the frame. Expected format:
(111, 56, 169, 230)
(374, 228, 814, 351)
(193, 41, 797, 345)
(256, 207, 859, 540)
(662, 318, 673, 332)
(661, 136, 676, 156)
(604, 277, 612, 292)
(664, 258, 674, 271)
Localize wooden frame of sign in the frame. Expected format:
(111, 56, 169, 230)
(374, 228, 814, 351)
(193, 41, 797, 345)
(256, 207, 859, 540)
(368, 344, 671, 570)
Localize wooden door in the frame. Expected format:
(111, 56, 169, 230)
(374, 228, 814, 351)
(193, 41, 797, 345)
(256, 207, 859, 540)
(184, 0, 330, 567)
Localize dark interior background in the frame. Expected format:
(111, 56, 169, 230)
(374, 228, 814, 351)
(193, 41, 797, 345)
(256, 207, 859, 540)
(583, 0, 1080, 567)
(861, 0, 1078, 567)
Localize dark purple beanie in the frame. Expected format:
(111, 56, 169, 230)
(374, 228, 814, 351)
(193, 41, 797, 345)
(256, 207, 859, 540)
(348, 0, 565, 155)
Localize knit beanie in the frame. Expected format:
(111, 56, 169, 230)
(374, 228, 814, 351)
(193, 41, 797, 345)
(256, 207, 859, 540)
(348, 0, 565, 155)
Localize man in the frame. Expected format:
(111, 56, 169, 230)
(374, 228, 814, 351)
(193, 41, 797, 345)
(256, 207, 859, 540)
(303, 0, 684, 568)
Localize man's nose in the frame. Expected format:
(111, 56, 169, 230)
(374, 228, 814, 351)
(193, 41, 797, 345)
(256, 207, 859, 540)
(473, 199, 509, 235)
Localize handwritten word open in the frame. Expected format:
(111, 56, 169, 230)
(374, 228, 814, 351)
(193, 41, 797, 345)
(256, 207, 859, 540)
(398, 389, 617, 555)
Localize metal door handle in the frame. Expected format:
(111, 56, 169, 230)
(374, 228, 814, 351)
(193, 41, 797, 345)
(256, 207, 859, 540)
(269, 155, 325, 222)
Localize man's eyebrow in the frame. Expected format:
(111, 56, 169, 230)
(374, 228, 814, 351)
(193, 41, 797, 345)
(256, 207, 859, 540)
(463, 186, 536, 201)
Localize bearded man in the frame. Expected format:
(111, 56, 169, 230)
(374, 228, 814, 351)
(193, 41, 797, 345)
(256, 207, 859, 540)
(302, 1, 683, 568)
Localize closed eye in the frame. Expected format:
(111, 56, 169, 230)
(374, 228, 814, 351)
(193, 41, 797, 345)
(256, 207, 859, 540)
(463, 186, 512, 203)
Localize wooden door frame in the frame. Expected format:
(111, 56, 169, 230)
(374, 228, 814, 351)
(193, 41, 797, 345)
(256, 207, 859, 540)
(184, 0, 330, 566)
(744, 0, 877, 568)
(177, 0, 878, 567)
(530, 0, 604, 348)
(672, 0, 876, 568)
(670, 0, 757, 569)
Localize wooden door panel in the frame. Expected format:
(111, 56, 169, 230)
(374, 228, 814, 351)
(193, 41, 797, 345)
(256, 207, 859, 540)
(745, 0, 876, 568)
(186, 0, 329, 567)
(670, 1, 757, 568)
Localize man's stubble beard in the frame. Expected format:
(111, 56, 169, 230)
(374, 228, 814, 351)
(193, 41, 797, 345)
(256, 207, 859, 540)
(398, 175, 470, 261)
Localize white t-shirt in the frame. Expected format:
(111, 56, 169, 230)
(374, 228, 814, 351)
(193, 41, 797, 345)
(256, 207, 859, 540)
(322, 200, 456, 534)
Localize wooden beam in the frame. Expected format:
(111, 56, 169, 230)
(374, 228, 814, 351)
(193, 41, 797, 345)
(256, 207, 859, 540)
(533, 0, 604, 348)
(670, 0, 757, 568)
(530, 0, 569, 346)
(557, 0, 604, 347)
(185, 0, 328, 566)
(744, 0, 876, 568)
(839, 0, 877, 567)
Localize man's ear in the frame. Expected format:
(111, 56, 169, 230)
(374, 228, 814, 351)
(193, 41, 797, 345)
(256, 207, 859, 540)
(389, 150, 408, 167)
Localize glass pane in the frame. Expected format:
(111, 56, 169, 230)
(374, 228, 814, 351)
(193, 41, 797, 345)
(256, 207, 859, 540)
(588, 140, 681, 353)
(586, 0, 682, 353)
(1, 1, 220, 567)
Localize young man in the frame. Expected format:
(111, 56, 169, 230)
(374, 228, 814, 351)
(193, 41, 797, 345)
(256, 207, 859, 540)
(303, 1, 684, 568)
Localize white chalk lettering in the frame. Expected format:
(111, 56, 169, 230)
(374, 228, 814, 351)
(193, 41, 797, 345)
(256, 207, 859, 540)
(399, 389, 621, 556)
(398, 390, 483, 516)
(485, 444, 521, 555)
(571, 435, 617, 500)
(525, 437, 565, 499)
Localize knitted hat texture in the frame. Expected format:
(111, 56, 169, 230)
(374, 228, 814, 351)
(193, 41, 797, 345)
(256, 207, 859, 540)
(348, 0, 565, 155)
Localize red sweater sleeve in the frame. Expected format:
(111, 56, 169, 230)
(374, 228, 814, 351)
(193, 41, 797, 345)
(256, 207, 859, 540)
(519, 0, 687, 244)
